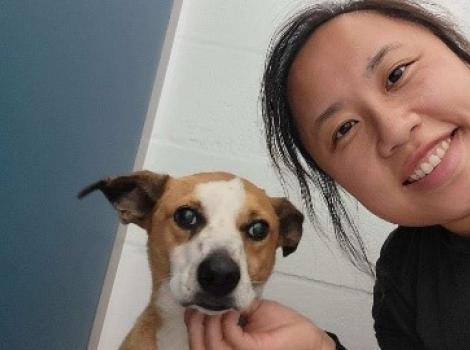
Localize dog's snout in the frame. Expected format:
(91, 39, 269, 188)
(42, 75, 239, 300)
(197, 251, 240, 297)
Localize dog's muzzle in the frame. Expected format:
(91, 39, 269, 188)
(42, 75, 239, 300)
(193, 250, 240, 311)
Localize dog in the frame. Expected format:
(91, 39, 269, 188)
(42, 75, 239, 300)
(79, 170, 303, 350)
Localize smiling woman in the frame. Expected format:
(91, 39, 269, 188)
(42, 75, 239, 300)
(287, 10, 470, 230)
(185, 1, 470, 349)
(263, 0, 470, 273)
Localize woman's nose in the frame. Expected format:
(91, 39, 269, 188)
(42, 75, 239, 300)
(376, 110, 421, 157)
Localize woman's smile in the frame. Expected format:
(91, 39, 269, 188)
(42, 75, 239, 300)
(403, 128, 458, 187)
(405, 137, 451, 184)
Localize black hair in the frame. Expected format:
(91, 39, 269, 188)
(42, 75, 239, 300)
(261, 0, 470, 275)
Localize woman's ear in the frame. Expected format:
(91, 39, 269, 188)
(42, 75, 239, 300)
(270, 197, 304, 257)
(78, 170, 169, 228)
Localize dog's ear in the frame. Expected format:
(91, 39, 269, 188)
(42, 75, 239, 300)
(78, 170, 169, 228)
(270, 197, 304, 257)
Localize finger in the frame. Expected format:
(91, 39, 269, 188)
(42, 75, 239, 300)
(204, 314, 226, 349)
(184, 308, 195, 326)
(239, 299, 266, 331)
(222, 310, 255, 348)
(187, 310, 206, 350)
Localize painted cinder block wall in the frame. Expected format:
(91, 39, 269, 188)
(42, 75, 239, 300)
(97, 1, 470, 349)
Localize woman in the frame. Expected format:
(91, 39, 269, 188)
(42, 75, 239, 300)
(186, 0, 470, 349)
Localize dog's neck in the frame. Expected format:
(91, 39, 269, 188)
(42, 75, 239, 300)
(147, 241, 189, 349)
(152, 281, 189, 350)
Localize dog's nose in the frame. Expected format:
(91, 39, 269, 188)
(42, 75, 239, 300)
(197, 251, 240, 297)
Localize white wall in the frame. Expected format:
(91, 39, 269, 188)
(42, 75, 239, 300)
(97, 1, 470, 349)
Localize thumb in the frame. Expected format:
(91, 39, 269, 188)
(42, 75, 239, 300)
(222, 310, 256, 348)
(241, 299, 263, 317)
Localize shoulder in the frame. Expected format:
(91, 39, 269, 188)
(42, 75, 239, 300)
(373, 227, 424, 312)
(376, 225, 443, 278)
(381, 226, 420, 253)
(372, 227, 432, 346)
(377, 226, 426, 275)
(379, 226, 419, 257)
(380, 225, 441, 255)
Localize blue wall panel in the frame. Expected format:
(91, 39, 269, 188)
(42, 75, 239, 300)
(0, 1, 173, 348)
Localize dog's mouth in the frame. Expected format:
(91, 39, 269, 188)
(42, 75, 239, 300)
(195, 301, 231, 312)
(184, 294, 235, 313)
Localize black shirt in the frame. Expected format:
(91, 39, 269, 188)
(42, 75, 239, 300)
(372, 225, 470, 349)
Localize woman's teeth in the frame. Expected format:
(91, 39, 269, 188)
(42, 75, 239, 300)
(407, 138, 451, 183)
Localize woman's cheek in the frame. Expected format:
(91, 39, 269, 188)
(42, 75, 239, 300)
(413, 63, 470, 125)
(329, 155, 372, 193)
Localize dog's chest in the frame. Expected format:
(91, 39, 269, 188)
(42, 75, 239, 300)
(155, 283, 189, 350)
(156, 316, 188, 350)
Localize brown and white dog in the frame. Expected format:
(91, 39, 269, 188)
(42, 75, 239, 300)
(79, 170, 303, 350)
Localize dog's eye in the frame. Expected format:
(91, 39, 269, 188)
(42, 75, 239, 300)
(246, 220, 269, 241)
(173, 206, 202, 230)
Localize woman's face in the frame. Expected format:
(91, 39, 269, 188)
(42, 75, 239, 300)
(288, 12, 470, 234)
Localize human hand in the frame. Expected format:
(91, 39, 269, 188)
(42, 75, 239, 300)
(185, 299, 336, 350)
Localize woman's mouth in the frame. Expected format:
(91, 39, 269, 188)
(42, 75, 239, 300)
(404, 128, 459, 186)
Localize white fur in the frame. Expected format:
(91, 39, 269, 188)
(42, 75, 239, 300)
(169, 178, 258, 311)
(154, 282, 189, 350)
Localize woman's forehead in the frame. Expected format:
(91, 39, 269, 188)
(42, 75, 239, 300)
(287, 11, 435, 112)
(290, 11, 431, 75)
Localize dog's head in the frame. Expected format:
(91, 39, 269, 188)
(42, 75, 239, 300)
(79, 170, 303, 313)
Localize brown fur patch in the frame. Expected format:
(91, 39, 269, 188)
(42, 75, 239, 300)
(237, 180, 280, 285)
(119, 304, 161, 350)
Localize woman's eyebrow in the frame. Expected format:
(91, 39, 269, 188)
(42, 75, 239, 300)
(366, 43, 403, 75)
(314, 102, 343, 130)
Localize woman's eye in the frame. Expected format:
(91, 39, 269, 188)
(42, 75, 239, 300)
(334, 120, 358, 142)
(386, 64, 406, 89)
